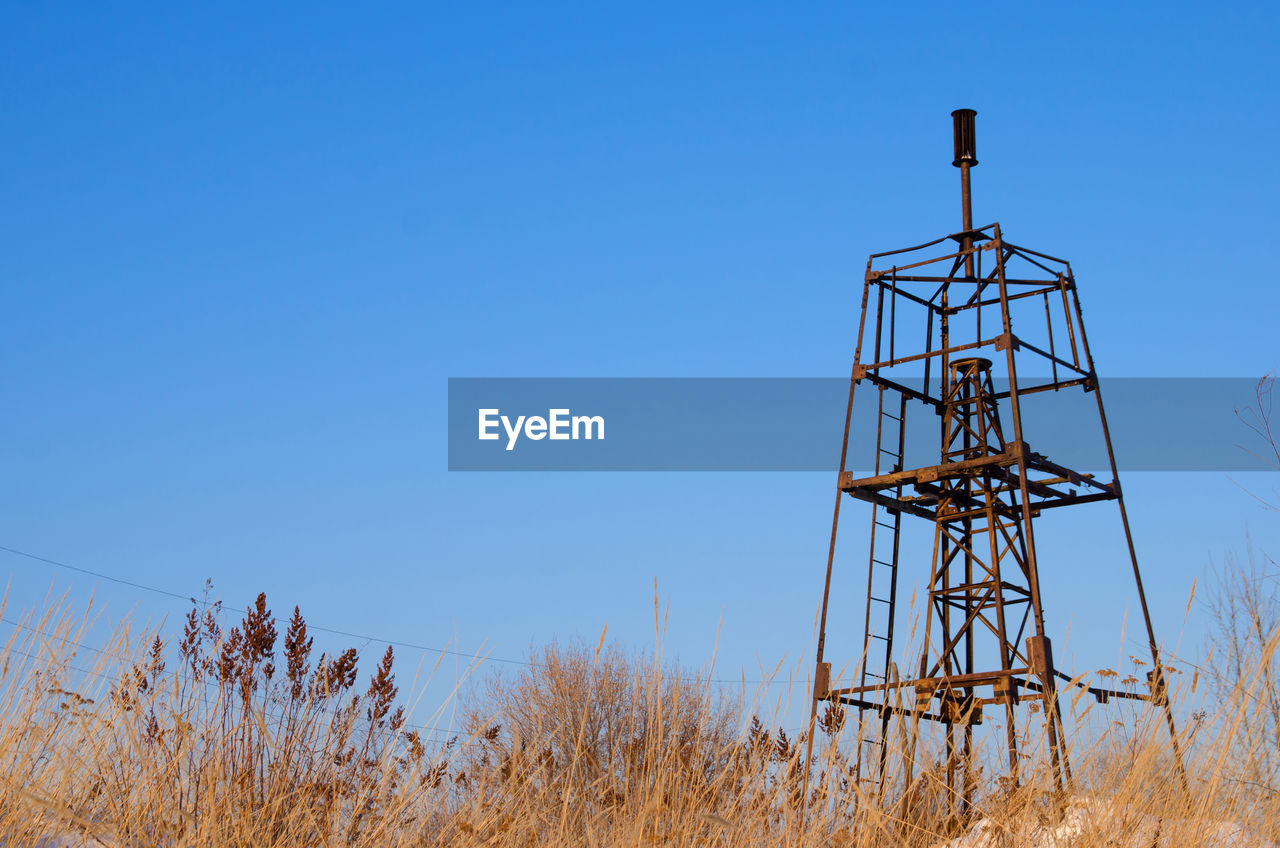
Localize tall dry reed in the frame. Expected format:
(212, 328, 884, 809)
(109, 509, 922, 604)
(0, 586, 1277, 847)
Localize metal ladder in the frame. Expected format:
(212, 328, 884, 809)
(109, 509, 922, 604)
(855, 385, 908, 791)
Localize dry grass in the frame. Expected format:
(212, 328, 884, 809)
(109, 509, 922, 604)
(0, 586, 1277, 847)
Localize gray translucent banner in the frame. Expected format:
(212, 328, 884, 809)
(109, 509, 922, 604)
(447, 378, 1275, 472)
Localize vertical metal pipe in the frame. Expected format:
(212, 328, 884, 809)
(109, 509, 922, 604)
(953, 109, 978, 280)
(989, 227, 1070, 791)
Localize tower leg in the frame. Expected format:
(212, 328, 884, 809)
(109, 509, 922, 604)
(962, 719, 974, 816)
(1004, 697, 1020, 785)
(1074, 304, 1191, 798)
(945, 720, 956, 818)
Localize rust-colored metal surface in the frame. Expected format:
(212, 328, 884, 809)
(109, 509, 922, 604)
(803, 110, 1187, 816)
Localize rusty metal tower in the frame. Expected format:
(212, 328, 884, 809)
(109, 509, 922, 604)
(804, 110, 1185, 809)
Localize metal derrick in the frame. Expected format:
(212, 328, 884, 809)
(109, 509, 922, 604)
(803, 110, 1186, 815)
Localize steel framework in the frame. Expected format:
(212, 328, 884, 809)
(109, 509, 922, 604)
(804, 110, 1186, 812)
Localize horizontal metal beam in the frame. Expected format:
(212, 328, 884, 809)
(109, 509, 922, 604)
(856, 336, 1002, 374)
(870, 274, 1063, 288)
(841, 443, 1029, 492)
(832, 696, 983, 726)
(829, 667, 1033, 698)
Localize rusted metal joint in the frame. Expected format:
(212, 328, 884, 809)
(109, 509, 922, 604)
(914, 679, 939, 715)
(1026, 635, 1056, 683)
(993, 675, 1019, 705)
(994, 332, 1020, 352)
(814, 662, 832, 701)
(943, 694, 983, 725)
(1146, 668, 1168, 706)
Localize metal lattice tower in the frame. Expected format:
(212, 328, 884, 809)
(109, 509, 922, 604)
(803, 110, 1186, 811)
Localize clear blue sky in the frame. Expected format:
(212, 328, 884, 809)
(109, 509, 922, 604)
(1, 2, 1278, 731)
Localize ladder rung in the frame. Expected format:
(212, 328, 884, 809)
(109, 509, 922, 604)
(875, 520, 895, 529)
(881, 412, 902, 422)
(872, 558, 895, 567)
(865, 672, 885, 679)
(870, 595, 890, 604)
(870, 634, 889, 642)
(879, 448, 900, 456)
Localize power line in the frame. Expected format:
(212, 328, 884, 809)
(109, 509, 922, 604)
(0, 543, 793, 685)
(0, 544, 192, 603)
(0, 614, 459, 744)
(0, 543, 526, 666)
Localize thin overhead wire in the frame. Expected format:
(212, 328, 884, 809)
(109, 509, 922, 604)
(0, 543, 525, 664)
(0, 614, 460, 744)
(0, 543, 793, 685)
